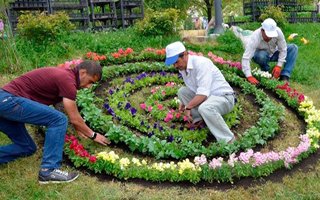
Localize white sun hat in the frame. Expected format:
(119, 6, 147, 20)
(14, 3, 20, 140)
(261, 18, 278, 38)
(165, 41, 186, 65)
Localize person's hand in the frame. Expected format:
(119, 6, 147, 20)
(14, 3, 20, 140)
(184, 109, 193, 123)
(178, 104, 185, 112)
(247, 76, 259, 85)
(78, 131, 88, 138)
(272, 66, 282, 79)
(94, 133, 111, 146)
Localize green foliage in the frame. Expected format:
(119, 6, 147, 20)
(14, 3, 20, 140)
(259, 5, 288, 28)
(134, 8, 181, 36)
(144, 0, 190, 16)
(214, 30, 244, 54)
(17, 11, 75, 42)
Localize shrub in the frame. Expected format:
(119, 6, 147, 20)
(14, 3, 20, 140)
(259, 5, 287, 28)
(134, 8, 181, 36)
(17, 11, 75, 42)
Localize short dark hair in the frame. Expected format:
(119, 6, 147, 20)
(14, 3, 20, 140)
(178, 52, 185, 57)
(77, 60, 102, 81)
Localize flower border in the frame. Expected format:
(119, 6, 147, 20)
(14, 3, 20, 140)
(63, 48, 320, 183)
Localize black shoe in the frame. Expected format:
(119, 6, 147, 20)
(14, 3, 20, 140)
(279, 75, 289, 81)
(39, 169, 79, 184)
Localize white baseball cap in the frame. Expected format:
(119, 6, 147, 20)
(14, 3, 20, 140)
(261, 18, 278, 38)
(165, 41, 186, 65)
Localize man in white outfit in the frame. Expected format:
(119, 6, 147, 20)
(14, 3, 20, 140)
(241, 18, 298, 84)
(165, 41, 236, 143)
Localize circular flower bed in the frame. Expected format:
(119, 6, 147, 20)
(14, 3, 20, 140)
(63, 48, 320, 184)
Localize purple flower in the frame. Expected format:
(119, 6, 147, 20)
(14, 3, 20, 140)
(130, 107, 137, 116)
(136, 72, 147, 80)
(107, 108, 115, 116)
(109, 89, 114, 95)
(170, 125, 176, 129)
(124, 77, 134, 84)
(125, 102, 131, 110)
(103, 103, 110, 109)
(160, 71, 167, 76)
(153, 123, 158, 128)
(167, 135, 174, 142)
(149, 72, 156, 77)
(140, 121, 145, 126)
(147, 131, 154, 137)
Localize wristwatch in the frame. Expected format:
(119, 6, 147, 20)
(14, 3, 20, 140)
(90, 132, 97, 140)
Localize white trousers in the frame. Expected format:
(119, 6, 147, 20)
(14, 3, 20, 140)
(177, 86, 235, 142)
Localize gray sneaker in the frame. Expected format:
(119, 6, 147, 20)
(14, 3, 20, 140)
(38, 169, 79, 184)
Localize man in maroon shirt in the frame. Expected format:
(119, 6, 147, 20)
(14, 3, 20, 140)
(0, 60, 110, 184)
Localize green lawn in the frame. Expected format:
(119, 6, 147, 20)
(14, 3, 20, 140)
(1, 23, 320, 199)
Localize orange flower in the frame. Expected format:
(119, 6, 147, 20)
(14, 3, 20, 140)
(112, 52, 121, 59)
(125, 48, 133, 54)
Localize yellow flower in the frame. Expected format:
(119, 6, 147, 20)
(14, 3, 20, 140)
(152, 162, 164, 171)
(132, 158, 141, 166)
(288, 33, 298, 40)
(141, 159, 148, 165)
(301, 37, 308, 44)
(177, 159, 197, 174)
(307, 127, 320, 139)
(119, 158, 130, 169)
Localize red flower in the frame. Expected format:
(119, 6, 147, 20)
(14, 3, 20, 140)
(298, 94, 305, 103)
(118, 48, 125, 55)
(89, 156, 97, 163)
(125, 48, 133, 54)
(112, 53, 121, 59)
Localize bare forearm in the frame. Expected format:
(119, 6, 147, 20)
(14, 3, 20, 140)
(185, 95, 207, 109)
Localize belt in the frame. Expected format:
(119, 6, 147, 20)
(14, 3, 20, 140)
(214, 92, 235, 96)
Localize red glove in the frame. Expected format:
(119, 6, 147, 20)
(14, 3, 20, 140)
(247, 76, 259, 85)
(272, 66, 282, 79)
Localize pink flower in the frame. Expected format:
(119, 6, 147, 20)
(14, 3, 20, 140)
(227, 153, 238, 167)
(148, 106, 153, 112)
(183, 115, 188, 122)
(0, 20, 3, 32)
(175, 113, 181, 119)
(157, 104, 163, 110)
(194, 154, 207, 166)
(151, 89, 156, 94)
(164, 112, 173, 122)
(238, 149, 254, 164)
(140, 103, 146, 110)
(209, 157, 223, 169)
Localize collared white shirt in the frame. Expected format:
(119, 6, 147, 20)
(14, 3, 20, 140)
(179, 55, 233, 97)
(241, 27, 287, 77)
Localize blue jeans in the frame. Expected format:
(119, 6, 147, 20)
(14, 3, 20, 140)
(252, 44, 298, 77)
(0, 89, 67, 169)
